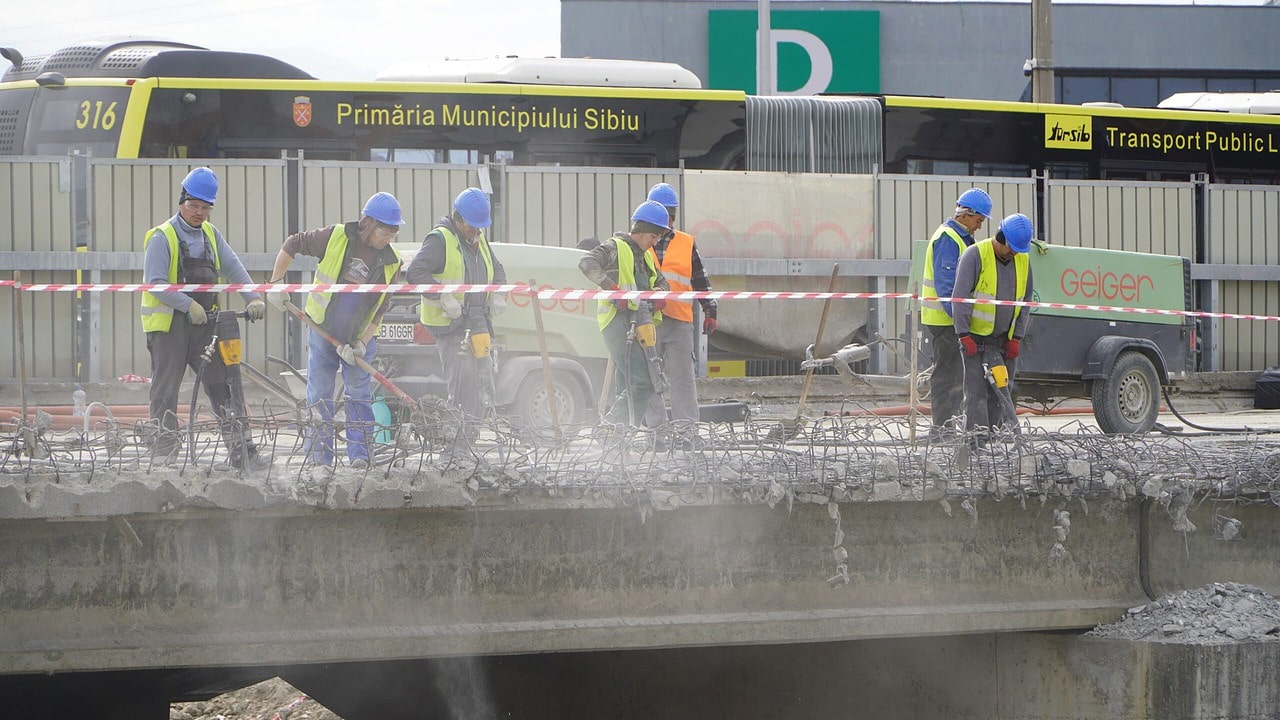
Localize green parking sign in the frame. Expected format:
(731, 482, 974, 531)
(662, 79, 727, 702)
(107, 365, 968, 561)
(708, 10, 879, 94)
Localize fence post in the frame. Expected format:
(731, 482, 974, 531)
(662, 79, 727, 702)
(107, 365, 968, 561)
(14, 271, 27, 423)
(1195, 173, 1219, 372)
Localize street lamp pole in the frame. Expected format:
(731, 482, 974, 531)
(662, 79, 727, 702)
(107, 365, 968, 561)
(1031, 0, 1055, 103)
(757, 0, 773, 95)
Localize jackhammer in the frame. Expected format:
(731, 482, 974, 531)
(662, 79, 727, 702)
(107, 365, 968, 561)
(983, 361, 1022, 432)
(188, 309, 263, 470)
(458, 304, 498, 414)
(626, 301, 670, 421)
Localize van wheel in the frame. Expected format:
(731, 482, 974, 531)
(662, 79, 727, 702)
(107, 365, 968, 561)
(1091, 351, 1160, 434)
(512, 370, 587, 429)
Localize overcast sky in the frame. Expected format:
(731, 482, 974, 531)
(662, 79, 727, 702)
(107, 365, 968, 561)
(6, 0, 1274, 82)
(4, 0, 563, 80)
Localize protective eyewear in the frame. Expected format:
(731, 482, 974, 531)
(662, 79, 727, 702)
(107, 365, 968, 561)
(373, 224, 400, 240)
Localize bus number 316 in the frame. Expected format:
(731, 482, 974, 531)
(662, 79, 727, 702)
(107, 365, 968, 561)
(76, 100, 118, 131)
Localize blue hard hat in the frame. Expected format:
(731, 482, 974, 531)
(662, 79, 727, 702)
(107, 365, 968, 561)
(631, 200, 671, 231)
(998, 213, 1034, 253)
(647, 182, 679, 209)
(956, 188, 993, 219)
(361, 192, 405, 226)
(453, 188, 492, 229)
(181, 167, 219, 204)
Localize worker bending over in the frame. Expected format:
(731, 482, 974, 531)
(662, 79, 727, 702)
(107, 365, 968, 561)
(579, 200, 672, 427)
(640, 183, 717, 448)
(951, 212, 1035, 449)
(267, 192, 403, 468)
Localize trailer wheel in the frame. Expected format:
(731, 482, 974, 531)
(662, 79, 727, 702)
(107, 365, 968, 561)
(511, 370, 587, 429)
(1091, 350, 1160, 434)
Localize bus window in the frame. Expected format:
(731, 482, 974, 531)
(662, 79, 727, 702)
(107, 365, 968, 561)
(27, 86, 130, 157)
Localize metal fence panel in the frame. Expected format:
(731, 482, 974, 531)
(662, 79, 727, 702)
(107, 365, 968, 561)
(1208, 185, 1280, 265)
(1207, 184, 1280, 370)
(1045, 180, 1194, 257)
(875, 175, 1035, 261)
(502, 167, 675, 247)
(1219, 281, 1280, 372)
(0, 159, 74, 379)
(299, 161, 474, 244)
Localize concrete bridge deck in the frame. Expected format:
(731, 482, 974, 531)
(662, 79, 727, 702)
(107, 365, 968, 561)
(2, 403, 1279, 679)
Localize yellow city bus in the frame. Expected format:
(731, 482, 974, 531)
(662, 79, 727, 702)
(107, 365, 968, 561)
(0, 39, 746, 167)
(5, 38, 1280, 184)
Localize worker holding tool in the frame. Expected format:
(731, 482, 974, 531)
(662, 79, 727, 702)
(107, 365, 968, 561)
(640, 183, 717, 448)
(579, 200, 672, 427)
(141, 167, 269, 470)
(952, 212, 1035, 449)
(405, 188, 508, 452)
(920, 188, 991, 442)
(266, 191, 404, 468)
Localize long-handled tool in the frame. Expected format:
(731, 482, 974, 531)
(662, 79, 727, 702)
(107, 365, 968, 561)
(282, 299, 418, 412)
(778, 263, 840, 439)
(632, 301, 671, 418)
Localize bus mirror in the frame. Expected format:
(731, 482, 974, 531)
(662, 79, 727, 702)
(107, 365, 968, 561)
(35, 71, 66, 88)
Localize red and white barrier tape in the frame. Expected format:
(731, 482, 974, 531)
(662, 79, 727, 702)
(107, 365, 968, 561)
(1, 279, 1278, 323)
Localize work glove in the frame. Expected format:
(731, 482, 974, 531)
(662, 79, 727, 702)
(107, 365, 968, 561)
(703, 316, 718, 335)
(649, 299, 667, 314)
(186, 302, 207, 326)
(267, 291, 289, 312)
(490, 293, 507, 316)
(338, 339, 367, 366)
(441, 294, 463, 320)
(959, 334, 978, 357)
(1003, 338, 1021, 360)
(606, 283, 629, 311)
(245, 297, 266, 321)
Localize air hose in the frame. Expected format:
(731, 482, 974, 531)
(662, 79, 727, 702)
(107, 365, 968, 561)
(1156, 384, 1269, 435)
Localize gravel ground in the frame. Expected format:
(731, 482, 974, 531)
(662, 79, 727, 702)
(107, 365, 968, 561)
(1089, 582, 1280, 644)
(170, 678, 342, 720)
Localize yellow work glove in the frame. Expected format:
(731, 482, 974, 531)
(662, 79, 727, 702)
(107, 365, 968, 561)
(187, 302, 207, 325)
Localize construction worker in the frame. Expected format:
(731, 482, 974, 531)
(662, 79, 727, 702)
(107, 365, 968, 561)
(141, 167, 268, 469)
(579, 200, 672, 426)
(266, 192, 404, 468)
(405, 188, 508, 442)
(640, 183, 717, 447)
(952, 212, 1035, 447)
(920, 188, 992, 440)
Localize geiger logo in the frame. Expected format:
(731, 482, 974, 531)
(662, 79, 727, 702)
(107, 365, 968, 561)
(1045, 114, 1092, 150)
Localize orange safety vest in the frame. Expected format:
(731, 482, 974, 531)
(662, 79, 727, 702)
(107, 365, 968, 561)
(655, 230, 695, 323)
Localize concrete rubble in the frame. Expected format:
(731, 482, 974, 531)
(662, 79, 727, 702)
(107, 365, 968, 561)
(1089, 582, 1280, 644)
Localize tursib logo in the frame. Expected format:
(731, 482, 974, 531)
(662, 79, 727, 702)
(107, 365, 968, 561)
(1047, 121, 1090, 144)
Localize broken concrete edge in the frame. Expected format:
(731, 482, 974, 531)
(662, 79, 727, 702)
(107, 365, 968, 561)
(0, 460, 1269, 521)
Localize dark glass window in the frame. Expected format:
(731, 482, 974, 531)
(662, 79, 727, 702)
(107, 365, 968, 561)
(1158, 77, 1206, 99)
(1111, 78, 1158, 108)
(1206, 78, 1255, 93)
(1061, 77, 1110, 105)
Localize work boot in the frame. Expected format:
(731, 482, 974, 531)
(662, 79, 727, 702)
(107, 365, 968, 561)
(231, 446, 273, 473)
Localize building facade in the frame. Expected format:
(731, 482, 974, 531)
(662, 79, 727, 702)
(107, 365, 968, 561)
(561, 1, 1280, 105)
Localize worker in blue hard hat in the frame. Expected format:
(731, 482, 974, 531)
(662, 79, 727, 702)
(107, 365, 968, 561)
(266, 191, 404, 468)
(640, 182, 717, 449)
(405, 187, 508, 450)
(141, 166, 268, 471)
(952, 212, 1035, 448)
(919, 187, 992, 442)
(578, 200, 672, 427)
